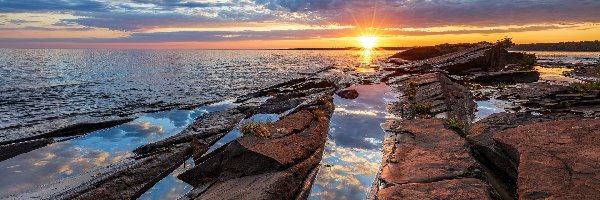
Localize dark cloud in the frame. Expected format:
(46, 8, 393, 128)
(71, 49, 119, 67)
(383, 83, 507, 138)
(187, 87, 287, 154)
(0, 26, 93, 31)
(255, 0, 600, 27)
(131, 0, 232, 8)
(0, 0, 110, 12)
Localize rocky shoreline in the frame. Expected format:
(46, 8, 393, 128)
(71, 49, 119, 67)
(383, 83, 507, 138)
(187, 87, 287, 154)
(2, 41, 600, 199)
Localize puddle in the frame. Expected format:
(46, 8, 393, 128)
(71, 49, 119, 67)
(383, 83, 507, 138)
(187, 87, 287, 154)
(308, 84, 398, 200)
(0, 101, 236, 196)
(139, 112, 280, 199)
(475, 99, 515, 122)
(534, 66, 581, 83)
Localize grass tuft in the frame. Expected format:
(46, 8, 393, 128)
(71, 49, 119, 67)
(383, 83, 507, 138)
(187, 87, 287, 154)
(239, 122, 270, 138)
(407, 81, 418, 100)
(446, 118, 464, 131)
(495, 82, 508, 90)
(413, 103, 432, 115)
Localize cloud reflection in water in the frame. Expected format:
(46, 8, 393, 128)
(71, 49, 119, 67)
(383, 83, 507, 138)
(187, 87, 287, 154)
(309, 84, 398, 200)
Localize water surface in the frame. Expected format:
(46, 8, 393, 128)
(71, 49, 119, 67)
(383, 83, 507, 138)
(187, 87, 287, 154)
(309, 84, 398, 200)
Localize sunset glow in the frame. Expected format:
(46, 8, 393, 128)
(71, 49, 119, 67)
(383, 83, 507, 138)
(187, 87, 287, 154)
(357, 36, 378, 49)
(0, 1, 598, 48)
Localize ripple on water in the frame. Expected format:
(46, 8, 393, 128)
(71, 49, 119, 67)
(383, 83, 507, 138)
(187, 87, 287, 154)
(309, 84, 399, 200)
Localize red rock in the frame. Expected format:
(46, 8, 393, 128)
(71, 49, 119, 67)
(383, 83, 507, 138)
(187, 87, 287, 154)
(377, 178, 491, 200)
(494, 119, 600, 199)
(371, 119, 489, 199)
(336, 89, 359, 99)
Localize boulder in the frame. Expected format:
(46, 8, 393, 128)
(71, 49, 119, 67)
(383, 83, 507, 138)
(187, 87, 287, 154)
(336, 89, 359, 99)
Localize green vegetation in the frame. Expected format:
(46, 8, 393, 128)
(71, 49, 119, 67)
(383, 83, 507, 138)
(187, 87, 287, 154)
(495, 82, 508, 90)
(446, 118, 465, 131)
(240, 122, 270, 138)
(407, 81, 417, 100)
(518, 53, 536, 67)
(496, 37, 515, 49)
(511, 40, 600, 52)
(596, 64, 600, 75)
(413, 103, 432, 115)
(572, 81, 600, 93)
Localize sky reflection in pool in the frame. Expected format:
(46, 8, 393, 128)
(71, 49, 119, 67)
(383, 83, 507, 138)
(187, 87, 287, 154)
(475, 98, 514, 122)
(140, 112, 281, 199)
(0, 101, 235, 197)
(309, 84, 398, 200)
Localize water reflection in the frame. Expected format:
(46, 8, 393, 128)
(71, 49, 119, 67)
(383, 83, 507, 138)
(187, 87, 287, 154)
(475, 99, 515, 122)
(139, 112, 281, 199)
(361, 49, 372, 65)
(309, 84, 398, 200)
(0, 101, 235, 196)
(534, 66, 581, 83)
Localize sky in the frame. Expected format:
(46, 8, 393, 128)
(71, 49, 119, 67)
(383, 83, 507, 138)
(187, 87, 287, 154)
(0, 0, 599, 49)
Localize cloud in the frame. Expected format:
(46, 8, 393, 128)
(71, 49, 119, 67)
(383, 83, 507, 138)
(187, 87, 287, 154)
(0, 0, 110, 12)
(6, 19, 39, 24)
(255, 0, 600, 27)
(131, 0, 233, 8)
(0, 23, 589, 44)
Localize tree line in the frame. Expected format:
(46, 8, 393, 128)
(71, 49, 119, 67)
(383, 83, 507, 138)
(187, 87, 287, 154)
(510, 41, 600, 52)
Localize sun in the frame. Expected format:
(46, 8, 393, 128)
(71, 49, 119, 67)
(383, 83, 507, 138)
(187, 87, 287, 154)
(356, 36, 378, 49)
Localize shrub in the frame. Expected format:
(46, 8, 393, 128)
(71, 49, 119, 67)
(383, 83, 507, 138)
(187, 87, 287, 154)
(413, 103, 432, 115)
(496, 37, 515, 49)
(239, 122, 270, 138)
(407, 81, 417, 100)
(518, 53, 536, 67)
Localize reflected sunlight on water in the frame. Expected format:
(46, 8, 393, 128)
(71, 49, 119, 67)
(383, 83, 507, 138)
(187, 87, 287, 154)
(534, 66, 581, 83)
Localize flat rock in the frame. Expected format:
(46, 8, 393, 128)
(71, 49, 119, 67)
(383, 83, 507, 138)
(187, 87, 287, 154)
(377, 178, 491, 200)
(370, 119, 488, 199)
(494, 119, 600, 199)
(471, 70, 540, 83)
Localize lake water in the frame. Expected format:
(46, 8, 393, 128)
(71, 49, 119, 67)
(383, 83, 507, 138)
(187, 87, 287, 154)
(0, 49, 395, 142)
(0, 49, 596, 199)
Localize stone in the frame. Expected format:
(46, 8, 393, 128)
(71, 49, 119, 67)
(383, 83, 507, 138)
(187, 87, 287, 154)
(336, 89, 359, 99)
(370, 119, 488, 199)
(177, 97, 334, 200)
(494, 119, 600, 199)
(377, 178, 491, 200)
(471, 70, 540, 83)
